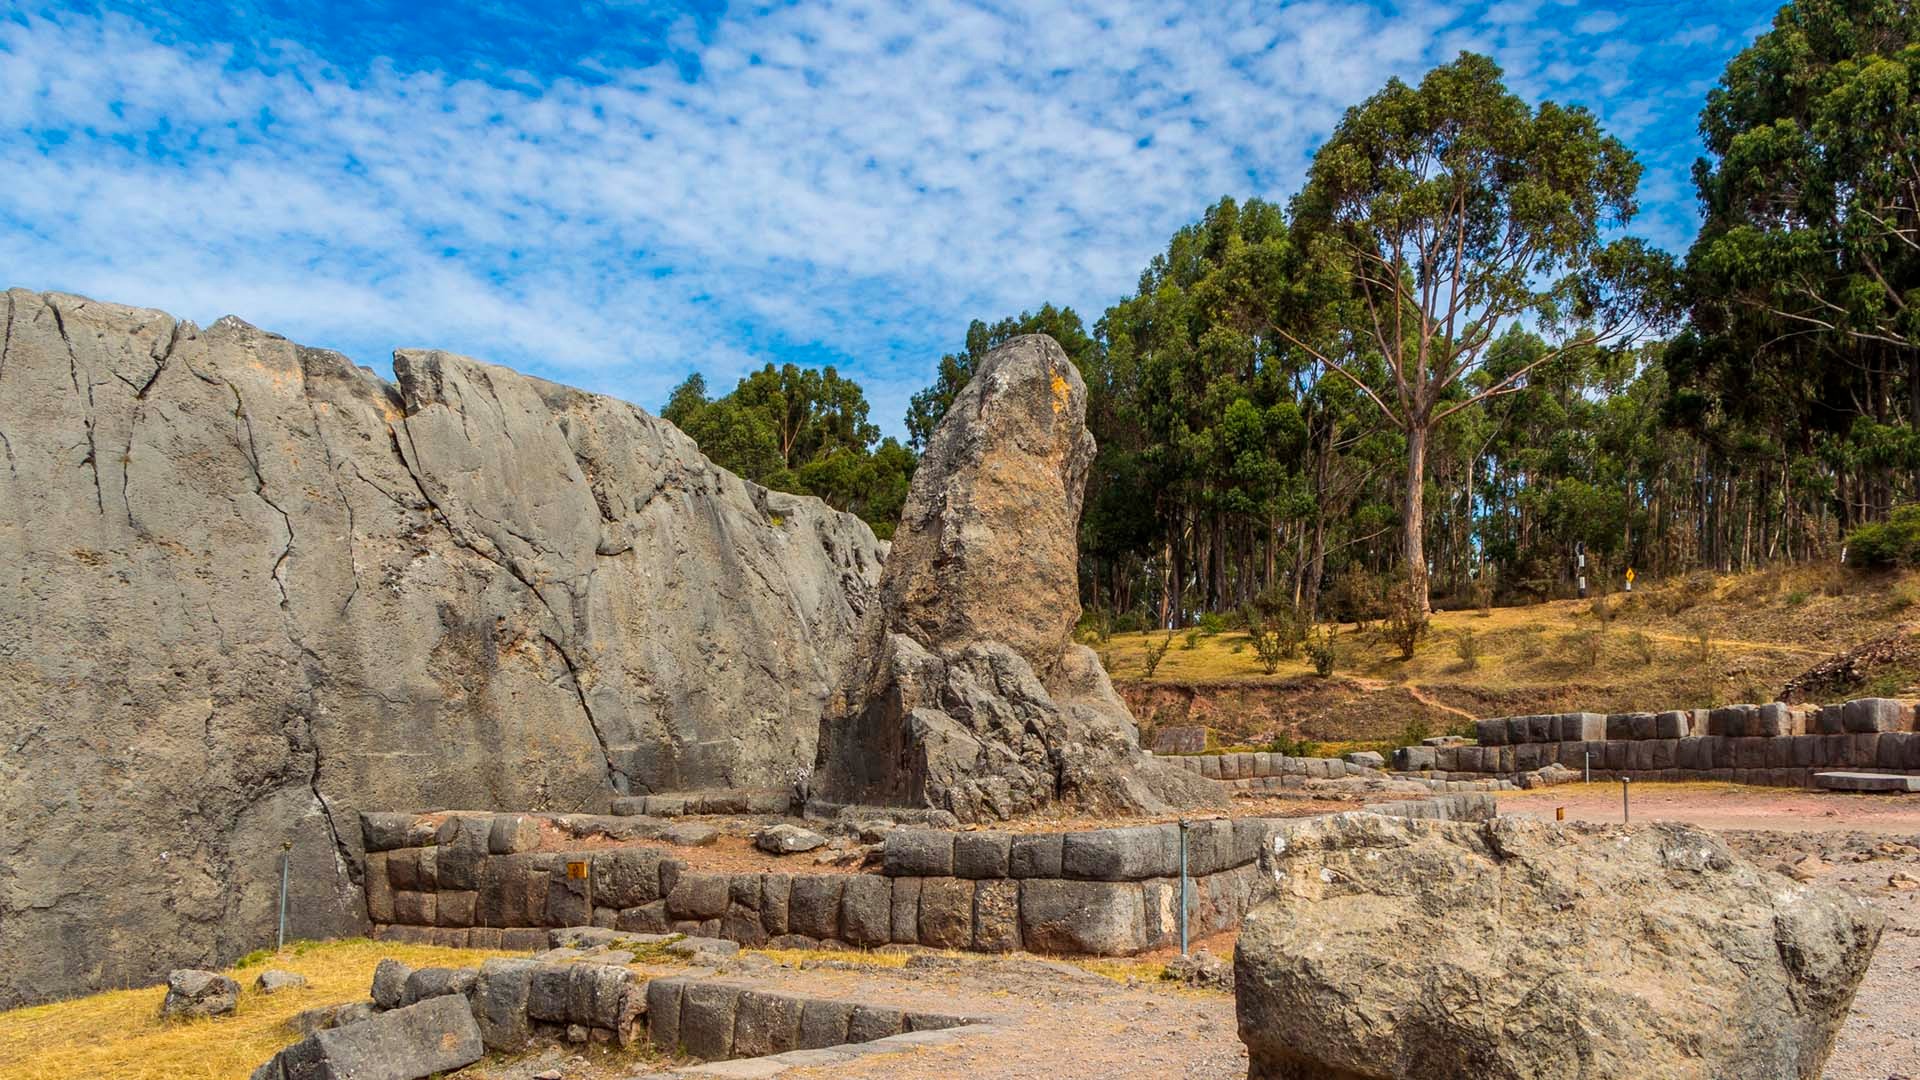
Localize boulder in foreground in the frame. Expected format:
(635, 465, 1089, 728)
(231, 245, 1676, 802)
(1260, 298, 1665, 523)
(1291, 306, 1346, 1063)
(1235, 813, 1882, 1080)
(158, 969, 239, 1020)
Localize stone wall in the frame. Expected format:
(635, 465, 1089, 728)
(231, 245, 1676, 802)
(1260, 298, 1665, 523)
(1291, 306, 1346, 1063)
(1388, 698, 1920, 786)
(361, 797, 1494, 957)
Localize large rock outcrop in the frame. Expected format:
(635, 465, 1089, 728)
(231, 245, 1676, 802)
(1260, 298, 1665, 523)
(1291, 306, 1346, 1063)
(0, 289, 884, 1006)
(813, 334, 1221, 821)
(1235, 812, 1883, 1080)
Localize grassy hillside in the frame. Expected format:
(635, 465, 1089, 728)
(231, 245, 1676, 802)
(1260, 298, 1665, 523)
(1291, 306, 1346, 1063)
(1105, 564, 1920, 751)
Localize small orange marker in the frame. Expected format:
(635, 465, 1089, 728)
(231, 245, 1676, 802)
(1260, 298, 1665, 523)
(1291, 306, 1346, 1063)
(1555, 806, 1566, 822)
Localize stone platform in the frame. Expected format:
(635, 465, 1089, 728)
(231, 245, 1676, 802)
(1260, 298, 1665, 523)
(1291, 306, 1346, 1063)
(1814, 771, 1920, 792)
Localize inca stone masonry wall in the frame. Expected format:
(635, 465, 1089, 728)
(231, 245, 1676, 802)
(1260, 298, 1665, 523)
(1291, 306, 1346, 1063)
(1387, 698, 1920, 786)
(362, 797, 1495, 956)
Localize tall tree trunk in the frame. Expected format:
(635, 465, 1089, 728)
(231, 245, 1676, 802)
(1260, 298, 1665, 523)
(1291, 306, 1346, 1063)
(1405, 422, 1430, 613)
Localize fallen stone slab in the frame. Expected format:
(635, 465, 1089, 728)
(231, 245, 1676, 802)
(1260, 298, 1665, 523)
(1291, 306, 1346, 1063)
(253, 993, 484, 1080)
(1236, 812, 1882, 1080)
(159, 969, 239, 1021)
(254, 970, 308, 994)
(1813, 771, 1920, 792)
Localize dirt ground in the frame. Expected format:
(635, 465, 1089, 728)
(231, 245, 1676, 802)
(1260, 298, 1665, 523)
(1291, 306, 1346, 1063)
(1504, 783, 1920, 1080)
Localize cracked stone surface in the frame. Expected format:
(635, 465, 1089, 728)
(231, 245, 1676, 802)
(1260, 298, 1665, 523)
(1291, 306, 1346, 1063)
(0, 289, 884, 1007)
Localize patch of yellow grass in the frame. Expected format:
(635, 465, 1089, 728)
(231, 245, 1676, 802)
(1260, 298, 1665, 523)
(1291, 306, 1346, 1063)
(0, 939, 516, 1080)
(745, 947, 915, 969)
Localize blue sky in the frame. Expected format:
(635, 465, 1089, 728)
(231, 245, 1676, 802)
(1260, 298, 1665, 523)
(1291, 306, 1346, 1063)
(3, 0, 1778, 438)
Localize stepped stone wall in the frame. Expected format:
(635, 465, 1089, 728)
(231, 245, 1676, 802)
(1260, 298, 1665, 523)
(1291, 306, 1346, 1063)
(361, 797, 1495, 956)
(1386, 698, 1920, 786)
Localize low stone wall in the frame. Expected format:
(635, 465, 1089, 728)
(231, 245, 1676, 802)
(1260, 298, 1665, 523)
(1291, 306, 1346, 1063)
(644, 977, 973, 1062)
(1161, 751, 1382, 786)
(1390, 698, 1920, 787)
(360, 796, 1494, 956)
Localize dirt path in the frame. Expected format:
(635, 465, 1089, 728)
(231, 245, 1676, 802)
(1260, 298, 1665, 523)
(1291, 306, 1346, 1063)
(1499, 781, 1920, 833)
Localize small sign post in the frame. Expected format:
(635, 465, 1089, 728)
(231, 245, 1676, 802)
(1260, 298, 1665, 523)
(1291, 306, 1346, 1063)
(567, 859, 592, 915)
(1625, 567, 1636, 594)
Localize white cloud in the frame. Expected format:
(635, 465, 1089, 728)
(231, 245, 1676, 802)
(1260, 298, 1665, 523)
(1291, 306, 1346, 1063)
(0, 1, 1771, 434)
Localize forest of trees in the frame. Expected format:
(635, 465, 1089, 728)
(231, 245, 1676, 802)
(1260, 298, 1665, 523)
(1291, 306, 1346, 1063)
(662, 0, 1919, 626)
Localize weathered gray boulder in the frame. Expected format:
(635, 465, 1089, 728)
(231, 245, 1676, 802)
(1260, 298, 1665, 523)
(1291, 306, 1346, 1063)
(255, 993, 483, 1080)
(1235, 813, 1883, 1080)
(254, 970, 308, 994)
(159, 969, 240, 1020)
(754, 824, 828, 854)
(814, 335, 1221, 822)
(369, 959, 412, 1011)
(0, 289, 884, 1006)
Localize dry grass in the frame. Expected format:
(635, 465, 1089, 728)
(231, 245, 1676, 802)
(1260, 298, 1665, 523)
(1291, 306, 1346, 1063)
(0, 939, 518, 1080)
(1108, 565, 1916, 717)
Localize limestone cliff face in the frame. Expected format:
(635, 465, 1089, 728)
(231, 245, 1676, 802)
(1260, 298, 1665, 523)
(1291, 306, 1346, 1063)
(0, 289, 884, 1007)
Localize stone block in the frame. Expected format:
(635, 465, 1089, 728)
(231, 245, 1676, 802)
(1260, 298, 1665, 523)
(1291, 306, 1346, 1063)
(436, 891, 477, 929)
(362, 854, 394, 925)
(1843, 698, 1910, 733)
(788, 876, 845, 941)
(1253, 751, 1274, 777)
(434, 815, 491, 891)
(1764, 737, 1791, 769)
(1813, 705, 1848, 735)
(1434, 747, 1460, 772)
(1598, 741, 1625, 771)
(1232, 818, 1273, 866)
(666, 872, 731, 921)
(848, 1005, 906, 1043)
(679, 982, 739, 1060)
(360, 813, 418, 853)
(1199, 754, 1222, 780)
(1505, 717, 1530, 744)
(841, 875, 891, 947)
(1234, 752, 1259, 778)
(1183, 817, 1237, 876)
(1498, 746, 1517, 774)
(882, 830, 955, 877)
(1019, 879, 1146, 955)
(546, 870, 590, 928)
(722, 902, 769, 948)
(1606, 713, 1637, 741)
(487, 814, 541, 855)
(732, 990, 804, 1058)
(268, 994, 482, 1080)
(1062, 824, 1177, 881)
(1524, 715, 1555, 744)
(393, 891, 435, 927)
(1847, 733, 1882, 768)
(568, 964, 634, 1032)
(759, 874, 791, 937)
(1652, 712, 1688, 740)
(972, 878, 1021, 953)
(1395, 746, 1438, 772)
(593, 848, 666, 908)
(952, 832, 1011, 879)
(467, 958, 535, 1050)
(916, 877, 973, 949)
(1709, 705, 1754, 737)
(1676, 737, 1704, 771)
(617, 902, 668, 934)
(1475, 719, 1509, 746)
(798, 998, 854, 1050)
(646, 979, 686, 1052)
(1752, 703, 1792, 738)
(526, 964, 573, 1022)
(499, 927, 547, 950)
(370, 958, 411, 1010)
(888, 876, 920, 944)
(1649, 739, 1678, 770)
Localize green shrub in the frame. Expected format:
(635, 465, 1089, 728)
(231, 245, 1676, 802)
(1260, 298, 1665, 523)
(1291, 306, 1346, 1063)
(1399, 717, 1432, 747)
(1384, 577, 1427, 660)
(1305, 625, 1338, 677)
(1197, 612, 1228, 635)
(1453, 628, 1481, 669)
(1141, 631, 1175, 678)
(1112, 610, 1148, 634)
(1627, 630, 1657, 665)
(1183, 627, 1203, 650)
(1846, 504, 1920, 568)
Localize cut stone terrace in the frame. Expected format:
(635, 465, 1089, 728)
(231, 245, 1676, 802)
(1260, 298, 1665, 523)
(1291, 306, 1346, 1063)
(359, 794, 1495, 957)
(1400, 697, 1920, 788)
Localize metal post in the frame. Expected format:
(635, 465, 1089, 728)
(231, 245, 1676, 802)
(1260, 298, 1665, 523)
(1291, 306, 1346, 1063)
(1622, 777, 1631, 823)
(277, 843, 291, 951)
(1177, 820, 1190, 958)
(1584, 752, 1590, 784)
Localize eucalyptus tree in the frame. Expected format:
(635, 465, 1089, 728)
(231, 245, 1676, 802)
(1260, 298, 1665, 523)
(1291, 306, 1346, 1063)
(1284, 52, 1678, 611)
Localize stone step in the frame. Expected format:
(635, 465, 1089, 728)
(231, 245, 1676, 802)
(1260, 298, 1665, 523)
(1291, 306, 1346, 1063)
(1812, 771, 1920, 792)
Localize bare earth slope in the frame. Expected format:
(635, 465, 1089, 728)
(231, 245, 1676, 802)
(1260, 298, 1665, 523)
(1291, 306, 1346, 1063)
(0, 289, 884, 1007)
